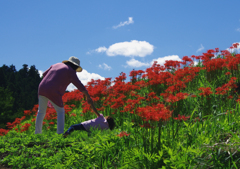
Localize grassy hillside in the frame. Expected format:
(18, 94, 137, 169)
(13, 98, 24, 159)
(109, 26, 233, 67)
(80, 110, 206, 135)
(1, 43, 240, 168)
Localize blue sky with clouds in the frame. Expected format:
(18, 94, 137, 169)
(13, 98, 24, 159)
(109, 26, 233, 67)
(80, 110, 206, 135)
(1, 0, 240, 91)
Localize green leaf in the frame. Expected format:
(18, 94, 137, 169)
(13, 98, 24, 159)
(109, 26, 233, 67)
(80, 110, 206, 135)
(164, 159, 170, 164)
(183, 121, 189, 128)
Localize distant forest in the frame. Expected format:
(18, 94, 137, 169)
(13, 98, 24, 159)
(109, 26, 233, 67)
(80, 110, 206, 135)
(0, 64, 42, 129)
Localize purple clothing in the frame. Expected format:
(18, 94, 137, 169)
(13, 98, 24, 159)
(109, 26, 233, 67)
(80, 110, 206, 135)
(38, 63, 87, 107)
(81, 114, 109, 132)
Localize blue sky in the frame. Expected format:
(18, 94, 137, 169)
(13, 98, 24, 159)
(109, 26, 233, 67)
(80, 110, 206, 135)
(1, 0, 240, 91)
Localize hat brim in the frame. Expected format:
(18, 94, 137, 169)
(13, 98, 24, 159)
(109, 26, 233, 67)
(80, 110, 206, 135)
(62, 60, 83, 72)
(76, 67, 82, 72)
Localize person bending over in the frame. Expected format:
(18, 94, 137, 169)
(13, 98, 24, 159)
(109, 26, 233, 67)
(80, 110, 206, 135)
(35, 56, 94, 135)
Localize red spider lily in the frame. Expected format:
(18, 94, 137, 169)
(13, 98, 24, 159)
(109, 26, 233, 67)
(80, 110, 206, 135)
(136, 103, 173, 122)
(44, 108, 57, 120)
(110, 94, 126, 109)
(129, 69, 146, 84)
(20, 123, 31, 133)
(64, 105, 73, 115)
(129, 90, 137, 96)
(70, 104, 76, 107)
(137, 70, 145, 76)
(182, 56, 193, 63)
(129, 69, 138, 80)
(161, 93, 178, 103)
(164, 60, 182, 71)
(225, 72, 231, 76)
(49, 122, 55, 125)
(198, 87, 213, 97)
(123, 98, 141, 113)
(134, 80, 147, 89)
(207, 49, 215, 54)
(215, 77, 237, 95)
(117, 131, 130, 138)
(62, 89, 84, 103)
(204, 57, 225, 72)
(221, 50, 231, 57)
(232, 43, 239, 49)
(174, 114, 190, 121)
(70, 113, 76, 117)
(145, 92, 160, 102)
(31, 118, 36, 122)
(24, 110, 32, 116)
(82, 101, 92, 113)
(202, 50, 215, 61)
(194, 117, 200, 122)
(139, 121, 156, 129)
(165, 80, 187, 95)
(114, 72, 127, 82)
(0, 129, 9, 136)
(6, 116, 26, 129)
(32, 104, 39, 113)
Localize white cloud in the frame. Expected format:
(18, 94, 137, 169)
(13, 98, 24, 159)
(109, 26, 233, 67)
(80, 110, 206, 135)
(196, 44, 204, 53)
(236, 28, 240, 32)
(38, 70, 43, 77)
(126, 58, 151, 68)
(89, 40, 154, 57)
(124, 55, 199, 70)
(107, 40, 154, 57)
(98, 63, 112, 70)
(113, 17, 134, 29)
(95, 46, 107, 53)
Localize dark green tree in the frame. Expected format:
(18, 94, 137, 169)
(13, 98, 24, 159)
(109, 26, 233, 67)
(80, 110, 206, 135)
(0, 64, 41, 129)
(0, 87, 14, 129)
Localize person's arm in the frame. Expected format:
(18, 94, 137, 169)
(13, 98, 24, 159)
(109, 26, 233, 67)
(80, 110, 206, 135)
(70, 73, 100, 117)
(82, 90, 101, 117)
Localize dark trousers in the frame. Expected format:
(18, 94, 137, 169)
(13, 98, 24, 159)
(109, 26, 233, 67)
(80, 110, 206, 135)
(65, 123, 87, 135)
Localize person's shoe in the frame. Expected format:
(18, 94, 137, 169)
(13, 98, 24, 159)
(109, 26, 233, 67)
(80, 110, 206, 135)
(63, 132, 69, 138)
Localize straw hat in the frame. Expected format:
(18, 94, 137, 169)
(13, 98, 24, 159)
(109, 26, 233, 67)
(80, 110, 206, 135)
(62, 56, 83, 72)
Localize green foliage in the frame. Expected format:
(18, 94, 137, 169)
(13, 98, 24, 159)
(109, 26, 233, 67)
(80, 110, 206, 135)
(1, 104, 240, 168)
(0, 64, 41, 129)
(0, 87, 14, 129)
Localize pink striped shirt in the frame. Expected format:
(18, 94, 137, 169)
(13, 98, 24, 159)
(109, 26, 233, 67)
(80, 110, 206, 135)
(81, 114, 109, 132)
(38, 63, 87, 107)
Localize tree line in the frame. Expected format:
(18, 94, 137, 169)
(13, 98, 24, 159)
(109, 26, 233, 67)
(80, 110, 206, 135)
(0, 64, 42, 129)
